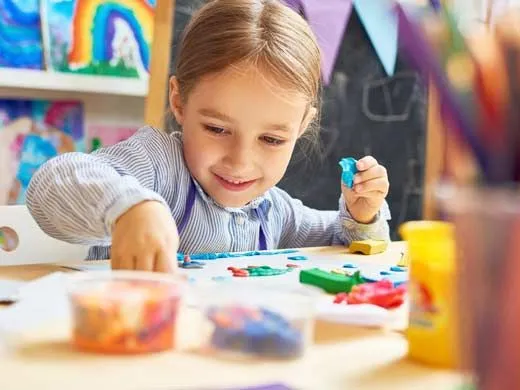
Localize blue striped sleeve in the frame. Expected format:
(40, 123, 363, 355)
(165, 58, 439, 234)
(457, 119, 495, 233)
(26, 127, 176, 246)
(271, 187, 390, 248)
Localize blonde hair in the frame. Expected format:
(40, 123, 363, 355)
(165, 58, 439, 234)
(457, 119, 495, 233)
(169, 0, 322, 142)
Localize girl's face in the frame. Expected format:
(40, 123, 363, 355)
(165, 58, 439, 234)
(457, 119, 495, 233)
(170, 64, 315, 207)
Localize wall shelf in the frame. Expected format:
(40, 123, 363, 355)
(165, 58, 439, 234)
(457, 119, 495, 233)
(0, 68, 148, 97)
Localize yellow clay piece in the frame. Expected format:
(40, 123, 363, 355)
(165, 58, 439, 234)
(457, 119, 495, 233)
(348, 239, 388, 255)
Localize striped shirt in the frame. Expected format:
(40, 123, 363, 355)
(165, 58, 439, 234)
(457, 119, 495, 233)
(26, 126, 391, 260)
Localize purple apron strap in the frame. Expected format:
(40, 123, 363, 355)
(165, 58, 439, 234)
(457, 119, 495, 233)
(258, 224, 267, 251)
(178, 179, 197, 235)
(179, 178, 267, 250)
(256, 208, 268, 251)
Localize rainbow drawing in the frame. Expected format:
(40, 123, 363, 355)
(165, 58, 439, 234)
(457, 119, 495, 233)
(0, 0, 44, 69)
(41, 0, 156, 78)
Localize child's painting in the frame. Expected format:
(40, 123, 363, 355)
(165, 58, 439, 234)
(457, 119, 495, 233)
(87, 124, 137, 152)
(0, 0, 44, 69)
(0, 99, 84, 205)
(41, 0, 156, 78)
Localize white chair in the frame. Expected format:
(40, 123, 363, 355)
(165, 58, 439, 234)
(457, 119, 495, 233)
(0, 205, 89, 266)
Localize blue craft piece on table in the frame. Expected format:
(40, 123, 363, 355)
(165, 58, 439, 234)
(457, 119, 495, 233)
(339, 157, 358, 188)
(177, 249, 299, 261)
(361, 268, 408, 286)
(287, 255, 308, 261)
(212, 276, 233, 282)
(390, 266, 407, 272)
(343, 263, 358, 269)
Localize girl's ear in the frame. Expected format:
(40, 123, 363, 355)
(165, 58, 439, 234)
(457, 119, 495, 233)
(298, 106, 317, 137)
(169, 76, 184, 125)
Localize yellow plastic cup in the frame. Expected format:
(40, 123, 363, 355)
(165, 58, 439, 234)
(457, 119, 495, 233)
(399, 220, 459, 368)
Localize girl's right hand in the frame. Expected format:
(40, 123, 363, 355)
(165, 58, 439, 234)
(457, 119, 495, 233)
(111, 201, 179, 273)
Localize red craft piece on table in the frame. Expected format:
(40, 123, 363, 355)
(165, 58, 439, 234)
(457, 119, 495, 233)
(334, 280, 406, 309)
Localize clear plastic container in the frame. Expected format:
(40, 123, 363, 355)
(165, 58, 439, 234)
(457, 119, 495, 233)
(194, 283, 319, 360)
(66, 271, 185, 354)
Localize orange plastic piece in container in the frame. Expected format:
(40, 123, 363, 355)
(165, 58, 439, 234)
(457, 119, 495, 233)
(67, 272, 183, 354)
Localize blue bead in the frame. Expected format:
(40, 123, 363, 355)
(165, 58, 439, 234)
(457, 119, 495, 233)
(390, 266, 407, 272)
(380, 271, 391, 275)
(343, 263, 357, 268)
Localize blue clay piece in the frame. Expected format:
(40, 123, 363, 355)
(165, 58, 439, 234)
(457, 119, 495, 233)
(362, 270, 408, 287)
(212, 276, 233, 282)
(206, 307, 303, 358)
(390, 266, 407, 272)
(339, 157, 358, 188)
(181, 263, 204, 269)
(343, 263, 357, 269)
(287, 255, 308, 261)
(177, 249, 298, 261)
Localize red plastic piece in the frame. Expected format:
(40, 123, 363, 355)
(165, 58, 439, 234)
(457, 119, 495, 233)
(334, 280, 406, 309)
(333, 292, 348, 304)
(286, 264, 299, 268)
(232, 269, 249, 277)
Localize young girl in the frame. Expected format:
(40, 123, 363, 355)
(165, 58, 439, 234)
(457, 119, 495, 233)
(26, 0, 391, 272)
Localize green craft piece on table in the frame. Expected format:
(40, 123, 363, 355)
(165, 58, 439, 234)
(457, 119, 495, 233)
(299, 268, 365, 294)
(243, 265, 293, 277)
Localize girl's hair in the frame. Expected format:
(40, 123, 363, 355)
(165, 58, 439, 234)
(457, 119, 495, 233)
(169, 0, 322, 143)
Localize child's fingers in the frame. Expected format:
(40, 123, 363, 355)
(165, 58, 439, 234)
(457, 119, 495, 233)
(353, 177, 389, 194)
(353, 164, 387, 184)
(135, 253, 155, 271)
(112, 250, 135, 270)
(155, 251, 176, 273)
(356, 156, 378, 171)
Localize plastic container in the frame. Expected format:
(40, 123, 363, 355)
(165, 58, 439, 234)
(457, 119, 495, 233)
(195, 283, 319, 360)
(399, 220, 459, 368)
(66, 271, 184, 354)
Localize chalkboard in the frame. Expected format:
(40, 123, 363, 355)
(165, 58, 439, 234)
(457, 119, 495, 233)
(168, 1, 428, 239)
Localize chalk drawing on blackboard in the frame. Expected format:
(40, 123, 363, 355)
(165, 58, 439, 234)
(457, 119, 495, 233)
(395, 141, 424, 229)
(362, 72, 420, 123)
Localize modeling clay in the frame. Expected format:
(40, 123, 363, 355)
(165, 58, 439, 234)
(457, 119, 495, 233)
(343, 263, 358, 269)
(361, 267, 408, 286)
(206, 305, 304, 358)
(390, 266, 407, 272)
(177, 249, 298, 261)
(339, 157, 358, 188)
(299, 268, 365, 294)
(286, 264, 300, 268)
(212, 276, 233, 282)
(287, 255, 308, 261)
(179, 255, 205, 269)
(69, 279, 181, 354)
(228, 265, 294, 277)
(334, 280, 406, 309)
(349, 239, 388, 255)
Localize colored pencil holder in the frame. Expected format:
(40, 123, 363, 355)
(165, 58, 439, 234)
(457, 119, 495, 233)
(439, 184, 520, 389)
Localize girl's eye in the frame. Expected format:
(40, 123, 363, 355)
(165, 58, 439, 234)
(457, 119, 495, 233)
(262, 136, 286, 146)
(204, 125, 226, 134)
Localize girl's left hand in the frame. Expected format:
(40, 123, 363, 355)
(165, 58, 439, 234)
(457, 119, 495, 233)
(342, 156, 389, 224)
